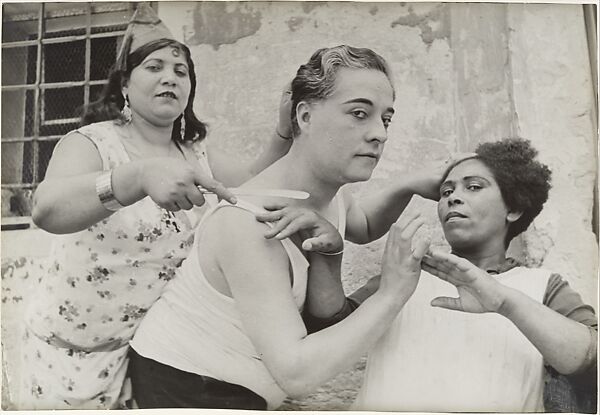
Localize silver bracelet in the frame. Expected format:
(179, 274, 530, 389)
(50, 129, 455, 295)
(95, 170, 125, 212)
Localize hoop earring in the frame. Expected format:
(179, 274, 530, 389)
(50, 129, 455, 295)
(179, 115, 186, 140)
(121, 96, 132, 123)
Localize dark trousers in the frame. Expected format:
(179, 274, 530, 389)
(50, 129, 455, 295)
(129, 349, 267, 410)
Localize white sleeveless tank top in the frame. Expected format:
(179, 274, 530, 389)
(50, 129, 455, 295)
(354, 266, 551, 412)
(132, 195, 347, 409)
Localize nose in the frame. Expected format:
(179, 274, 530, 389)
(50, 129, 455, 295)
(160, 69, 177, 86)
(447, 191, 463, 206)
(367, 119, 388, 144)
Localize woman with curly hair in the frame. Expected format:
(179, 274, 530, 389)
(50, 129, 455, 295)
(352, 138, 597, 412)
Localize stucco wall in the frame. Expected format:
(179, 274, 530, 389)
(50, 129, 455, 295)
(161, 1, 598, 301)
(2, 1, 597, 410)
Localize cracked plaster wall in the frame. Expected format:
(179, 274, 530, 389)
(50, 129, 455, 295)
(160, 1, 598, 303)
(1, 2, 598, 407)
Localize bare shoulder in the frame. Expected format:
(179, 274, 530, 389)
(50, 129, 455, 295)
(199, 204, 291, 293)
(202, 205, 286, 259)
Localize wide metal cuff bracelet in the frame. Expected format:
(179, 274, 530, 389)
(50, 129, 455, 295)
(96, 170, 125, 212)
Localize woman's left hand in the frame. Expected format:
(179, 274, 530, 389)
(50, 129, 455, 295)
(255, 203, 343, 254)
(422, 250, 508, 313)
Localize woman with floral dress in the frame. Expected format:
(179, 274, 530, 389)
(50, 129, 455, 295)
(19, 4, 292, 410)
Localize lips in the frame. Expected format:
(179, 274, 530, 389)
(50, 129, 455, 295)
(356, 152, 380, 160)
(445, 211, 467, 222)
(156, 91, 177, 99)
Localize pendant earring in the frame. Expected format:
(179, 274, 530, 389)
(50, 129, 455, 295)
(180, 115, 186, 140)
(121, 96, 132, 123)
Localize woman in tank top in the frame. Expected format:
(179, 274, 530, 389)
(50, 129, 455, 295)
(129, 44, 437, 409)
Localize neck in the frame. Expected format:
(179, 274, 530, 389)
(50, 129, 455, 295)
(129, 116, 173, 148)
(451, 244, 508, 270)
(245, 141, 342, 212)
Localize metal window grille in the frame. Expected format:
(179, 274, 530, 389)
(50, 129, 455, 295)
(1, 2, 136, 224)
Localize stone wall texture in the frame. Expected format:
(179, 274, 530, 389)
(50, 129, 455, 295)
(163, 1, 598, 301)
(2, 2, 598, 410)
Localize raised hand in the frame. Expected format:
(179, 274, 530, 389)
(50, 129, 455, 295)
(140, 157, 237, 211)
(255, 202, 343, 254)
(379, 210, 430, 299)
(421, 251, 508, 313)
(410, 152, 477, 201)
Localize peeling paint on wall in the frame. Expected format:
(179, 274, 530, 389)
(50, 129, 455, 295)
(301, 2, 324, 14)
(286, 15, 309, 32)
(391, 4, 450, 46)
(187, 2, 262, 50)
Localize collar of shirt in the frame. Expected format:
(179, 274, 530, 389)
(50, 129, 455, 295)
(486, 257, 522, 275)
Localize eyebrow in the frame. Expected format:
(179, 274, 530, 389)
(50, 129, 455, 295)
(441, 176, 491, 187)
(342, 98, 395, 114)
(143, 58, 189, 69)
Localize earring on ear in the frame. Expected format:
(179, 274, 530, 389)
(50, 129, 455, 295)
(121, 95, 132, 123)
(179, 115, 186, 140)
(506, 212, 522, 223)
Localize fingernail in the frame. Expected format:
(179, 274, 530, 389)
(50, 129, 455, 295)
(230, 196, 238, 204)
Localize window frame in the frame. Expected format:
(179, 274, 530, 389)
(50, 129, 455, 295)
(1, 3, 135, 229)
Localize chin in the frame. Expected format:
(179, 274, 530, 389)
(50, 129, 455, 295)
(443, 231, 471, 250)
(345, 167, 375, 184)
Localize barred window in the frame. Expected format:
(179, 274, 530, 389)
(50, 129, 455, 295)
(1, 2, 137, 229)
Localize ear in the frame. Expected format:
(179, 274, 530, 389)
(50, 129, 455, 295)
(295, 101, 312, 132)
(506, 211, 523, 223)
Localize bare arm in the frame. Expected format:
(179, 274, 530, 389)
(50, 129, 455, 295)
(345, 172, 439, 244)
(207, 87, 293, 187)
(207, 136, 291, 188)
(346, 154, 476, 244)
(208, 208, 428, 397)
(33, 132, 234, 234)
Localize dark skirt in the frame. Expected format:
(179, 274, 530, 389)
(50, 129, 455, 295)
(129, 349, 267, 410)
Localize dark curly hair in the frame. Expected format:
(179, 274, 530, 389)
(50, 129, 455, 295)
(290, 45, 394, 137)
(81, 38, 207, 143)
(446, 138, 552, 245)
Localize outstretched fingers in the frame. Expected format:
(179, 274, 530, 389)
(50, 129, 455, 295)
(423, 251, 477, 284)
(194, 169, 237, 205)
(263, 213, 296, 239)
(421, 261, 451, 282)
(430, 296, 464, 311)
(384, 211, 425, 262)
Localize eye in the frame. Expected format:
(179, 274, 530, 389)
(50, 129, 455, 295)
(382, 116, 393, 129)
(351, 109, 368, 120)
(440, 187, 453, 198)
(466, 183, 482, 191)
(145, 63, 161, 71)
(175, 68, 188, 77)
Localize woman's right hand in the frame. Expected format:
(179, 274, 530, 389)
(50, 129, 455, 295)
(255, 202, 343, 254)
(379, 210, 429, 299)
(139, 158, 237, 211)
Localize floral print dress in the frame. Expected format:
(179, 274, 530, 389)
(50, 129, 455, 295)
(18, 121, 214, 410)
